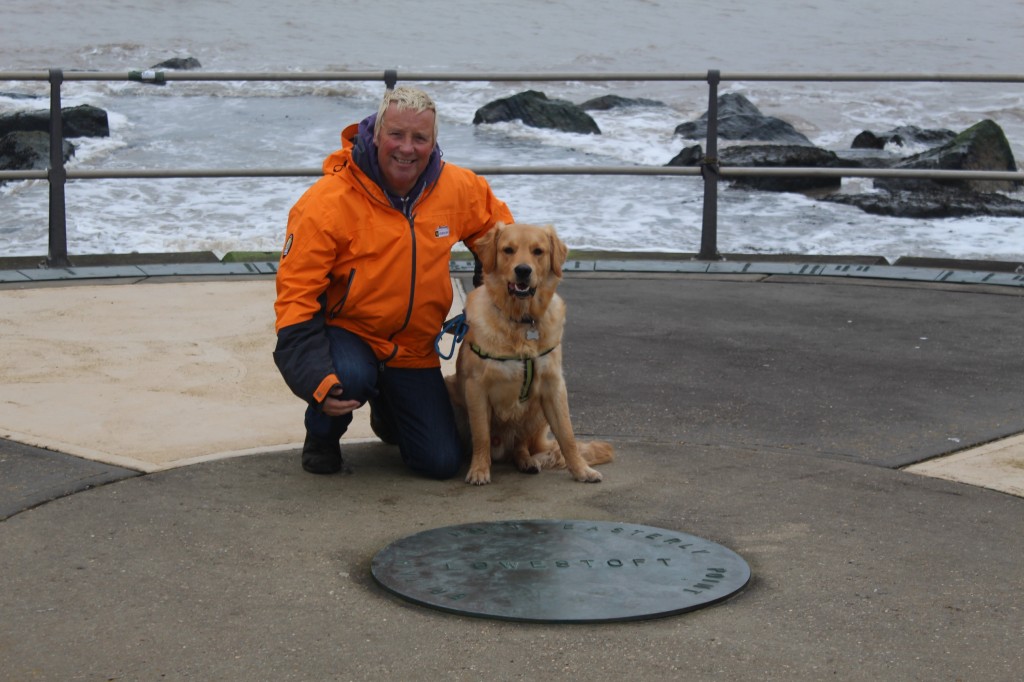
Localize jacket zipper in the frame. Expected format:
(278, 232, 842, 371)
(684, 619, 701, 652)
(328, 268, 356, 320)
(387, 198, 417, 344)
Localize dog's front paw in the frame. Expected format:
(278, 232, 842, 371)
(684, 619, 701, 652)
(513, 454, 541, 475)
(465, 467, 492, 485)
(571, 466, 603, 483)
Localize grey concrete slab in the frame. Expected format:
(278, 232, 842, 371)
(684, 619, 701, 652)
(547, 274, 1024, 468)
(0, 439, 139, 521)
(1, 270, 1023, 680)
(0, 442, 1020, 681)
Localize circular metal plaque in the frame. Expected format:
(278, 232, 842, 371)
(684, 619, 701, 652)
(371, 519, 750, 623)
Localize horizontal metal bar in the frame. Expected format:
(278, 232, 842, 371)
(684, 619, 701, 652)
(0, 165, 1014, 183)
(3, 70, 1024, 84)
(42, 166, 1023, 182)
(148, 71, 709, 83)
(58, 167, 701, 180)
(718, 72, 1024, 83)
(719, 167, 1024, 181)
(0, 71, 54, 81)
(0, 170, 48, 180)
(64, 168, 323, 179)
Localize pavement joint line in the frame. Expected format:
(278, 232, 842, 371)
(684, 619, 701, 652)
(0, 428, 157, 473)
(2, 259, 1024, 288)
(903, 431, 1024, 498)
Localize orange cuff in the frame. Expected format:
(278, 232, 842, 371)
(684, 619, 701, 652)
(314, 374, 340, 403)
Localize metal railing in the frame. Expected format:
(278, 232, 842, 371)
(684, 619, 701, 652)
(2, 68, 1023, 268)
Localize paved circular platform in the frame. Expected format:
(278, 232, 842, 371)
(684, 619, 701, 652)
(371, 519, 751, 623)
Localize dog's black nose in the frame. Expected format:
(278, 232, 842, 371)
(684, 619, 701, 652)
(514, 264, 532, 280)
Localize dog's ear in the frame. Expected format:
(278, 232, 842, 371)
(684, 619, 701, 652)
(546, 225, 568, 277)
(473, 222, 503, 274)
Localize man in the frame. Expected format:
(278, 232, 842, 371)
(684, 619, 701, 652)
(274, 86, 513, 478)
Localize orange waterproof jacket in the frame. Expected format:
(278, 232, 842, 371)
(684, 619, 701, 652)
(274, 120, 513, 405)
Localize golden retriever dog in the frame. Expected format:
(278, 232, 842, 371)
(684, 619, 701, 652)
(446, 222, 614, 485)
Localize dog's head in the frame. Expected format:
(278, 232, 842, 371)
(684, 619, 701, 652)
(472, 222, 568, 300)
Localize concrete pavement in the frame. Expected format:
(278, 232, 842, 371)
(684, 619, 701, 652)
(1, 263, 1022, 680)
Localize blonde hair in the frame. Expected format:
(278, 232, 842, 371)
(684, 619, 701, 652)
(373, 86, 438, 144)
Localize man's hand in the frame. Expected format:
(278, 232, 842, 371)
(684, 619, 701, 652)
(322, 384, 362, 417)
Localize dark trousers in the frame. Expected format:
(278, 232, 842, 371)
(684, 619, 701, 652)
(304, 327, 462, 479)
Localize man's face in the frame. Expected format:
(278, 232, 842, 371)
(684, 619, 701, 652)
(376, 103, 436, 197)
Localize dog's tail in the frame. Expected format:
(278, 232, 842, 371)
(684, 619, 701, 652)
(579, 440, 615, 465)
(539, 439, 615, 469)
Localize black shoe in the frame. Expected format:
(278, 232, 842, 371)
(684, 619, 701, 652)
(301, 434, 342, 474)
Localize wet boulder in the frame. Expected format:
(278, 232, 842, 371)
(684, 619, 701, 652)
(578, 94, 665, 110)
(0, 104, 109, 138)
(873, 119, 1020, 194)
(151, 57, 202, 70)
(823, 189, 1024, 218)
(666, 143, 842, 193)
(719, 145, 842, 193)
(674, 93, 813, 146)
(824, 120, 1024, 217)
(473, 90, 601, 134)
(666, 144, 704, 167)
(0, 130, 75, 175)
(851, 125, 956, 150)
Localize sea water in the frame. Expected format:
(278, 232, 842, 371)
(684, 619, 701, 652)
(1, 0, 1022, 261)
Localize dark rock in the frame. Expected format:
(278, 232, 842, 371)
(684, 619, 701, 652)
(823, 189, 1024, 218)
(851, 131, 887, 150)
(852, 125, 956, 150)
(0, 131, 75, 173)
(874, 119, 1020, 193)
(666, 144, 704, 167)
(674, 93, 813, 146)
(473, 90, 601, 134)
(0, 104, 109, 138)
(579, 94, 665, 111)
(151, 57, 202, 70)
(667, 142, 843, 193)
(718, 145, 842, 193)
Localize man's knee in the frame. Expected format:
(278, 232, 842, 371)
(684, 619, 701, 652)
(325, 327, 380, 403)
(337, 364, 378, 404)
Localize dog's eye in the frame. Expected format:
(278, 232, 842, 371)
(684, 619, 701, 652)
(532, 248, 545, 256)
(502, 246, 515, 254)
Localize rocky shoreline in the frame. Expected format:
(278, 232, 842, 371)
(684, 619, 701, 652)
(4, 71, 1023, 220)
(476, 90, 1024, 220)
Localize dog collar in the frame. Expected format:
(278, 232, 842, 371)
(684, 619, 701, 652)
(469, 342, 558, 402)
(491, 305, 541, 340)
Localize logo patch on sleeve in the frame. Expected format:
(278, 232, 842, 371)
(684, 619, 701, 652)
(282, 233, 294, 257)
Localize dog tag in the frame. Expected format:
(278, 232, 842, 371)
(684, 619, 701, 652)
(526, 328, 540, 341)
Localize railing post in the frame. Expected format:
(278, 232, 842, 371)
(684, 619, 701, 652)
(47, 68, 70, 268)
(698, 69, 722, 261)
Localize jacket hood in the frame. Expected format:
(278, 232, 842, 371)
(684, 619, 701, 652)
(323, 113, 443, 209)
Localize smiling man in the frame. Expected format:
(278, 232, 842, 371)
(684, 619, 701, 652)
(274, 86, 514, 479)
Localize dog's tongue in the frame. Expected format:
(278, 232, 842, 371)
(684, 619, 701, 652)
(508, 282, 532, 297)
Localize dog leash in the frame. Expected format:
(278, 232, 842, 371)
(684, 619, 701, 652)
(435, 312, 469, 360)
